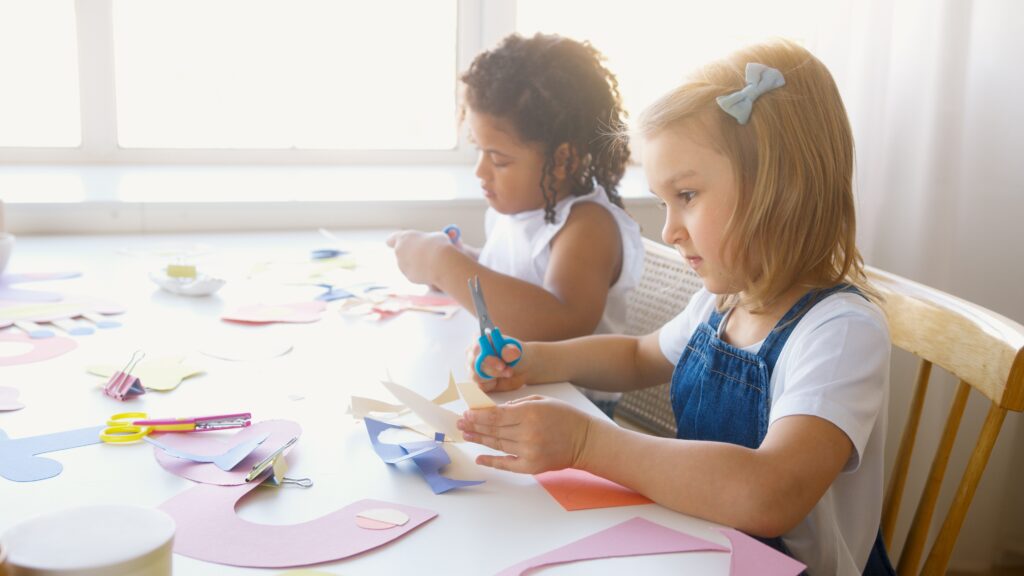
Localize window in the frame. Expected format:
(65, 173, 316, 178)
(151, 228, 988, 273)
(516, 0, 830, 122)
(0, 0, 80, 147)
(113, 0, 458, 150)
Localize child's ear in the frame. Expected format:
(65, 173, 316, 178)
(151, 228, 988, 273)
(552, 143, 578, 181)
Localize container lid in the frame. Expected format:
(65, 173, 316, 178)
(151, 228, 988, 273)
(2, 505, 174, 576)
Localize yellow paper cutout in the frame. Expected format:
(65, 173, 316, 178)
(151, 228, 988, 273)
(380, 379, 462, 441)
(88, 356, 204, 391)
(456, 379, 496, 409)
(166, 264, 197, 278)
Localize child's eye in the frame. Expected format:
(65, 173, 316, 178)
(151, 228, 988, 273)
(678, 190, 697, 203)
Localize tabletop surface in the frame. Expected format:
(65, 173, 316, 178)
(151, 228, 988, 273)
(0, 230, 731, 575)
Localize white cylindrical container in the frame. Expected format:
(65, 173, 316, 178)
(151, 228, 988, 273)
(1, 505, 175, 576)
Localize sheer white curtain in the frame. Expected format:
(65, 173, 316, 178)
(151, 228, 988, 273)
(815, 0, 1024, 570)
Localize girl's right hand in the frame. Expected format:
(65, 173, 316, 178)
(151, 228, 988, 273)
(467, 341, 528, 392)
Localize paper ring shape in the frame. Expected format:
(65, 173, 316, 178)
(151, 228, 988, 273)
(0, 332, 77, 366)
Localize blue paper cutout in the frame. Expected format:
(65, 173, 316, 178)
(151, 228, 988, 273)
(363, 417, 483, 494)
(317, 285, 356, 302)
(144, 432, 270, 471)
(0, 425, 104, 482)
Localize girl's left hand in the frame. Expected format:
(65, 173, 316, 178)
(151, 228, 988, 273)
(386, 230, 452, 285)
(457, 395, 594, 474)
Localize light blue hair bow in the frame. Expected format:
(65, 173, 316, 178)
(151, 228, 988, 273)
(715, 63, 786, 125)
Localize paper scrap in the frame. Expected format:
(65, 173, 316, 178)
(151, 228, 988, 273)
(0, 332, 77, 366)
(0, 386, 25, 411)
(380, 379, 462, 441)
(364, 418, 483, 494)
(87, 355, 204, 391)
(456, 379, 496, 409)
(222, 301, 326, 324)
(534, 468, 653, 511)
(0, 426, 105, 482)
(0, 271, 81, 302)
(153, 420, 302, 485)
(720, 528, 806, 576)
(199, 336, 293, 362)
(159, 483, 436, 568)
(495, 517, 729, 576)
(355, 508, 410, 530)
(145, 432, 270, 471)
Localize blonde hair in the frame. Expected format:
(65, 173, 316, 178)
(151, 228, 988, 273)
(636, 39, 874, 312)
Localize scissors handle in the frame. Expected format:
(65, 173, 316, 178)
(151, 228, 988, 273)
(474, 328, 523, 380)
(99, 424, 150, 443)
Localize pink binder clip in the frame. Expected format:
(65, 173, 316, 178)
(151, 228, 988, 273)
(103, 350, 146, 401)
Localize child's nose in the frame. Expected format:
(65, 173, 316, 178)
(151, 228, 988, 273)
(661, 213, 688, 246)
(474, 153, 490, 181)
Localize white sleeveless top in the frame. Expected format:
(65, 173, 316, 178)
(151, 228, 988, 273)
(478, 186, 644, 336)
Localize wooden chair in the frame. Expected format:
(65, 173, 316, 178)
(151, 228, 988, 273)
(869, 267, 1024, 575)
(616, 238, 701, 437)
(617, 244, 1024, 575)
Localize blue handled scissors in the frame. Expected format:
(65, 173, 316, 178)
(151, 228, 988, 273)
(468, 275, 523, 379)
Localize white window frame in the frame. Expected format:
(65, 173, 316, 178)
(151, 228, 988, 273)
(0, 0, 516, 165)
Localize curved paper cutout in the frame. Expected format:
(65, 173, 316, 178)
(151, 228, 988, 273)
(0, 426, 104, 482)
(87, 355, 204, 391)
(0, 332, 77, 366)
(0, 271, 81, 302)
(0, 298, 124, 331)
(153, 420, 301, 485)
(0, 386, 25, 411)
(158, 483, 436, 568)
(222, 301, 326, 324)
(720, 528, 806, 576)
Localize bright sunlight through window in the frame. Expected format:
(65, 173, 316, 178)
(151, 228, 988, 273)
(0, 0, 80, 148)
(112, 0, 458, 150)
(517, 0, 827, 123)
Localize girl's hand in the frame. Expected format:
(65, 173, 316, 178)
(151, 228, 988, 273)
(458, 396, 594, 474)
(467, 340, 527, 392)
(386, 230, 452, 286)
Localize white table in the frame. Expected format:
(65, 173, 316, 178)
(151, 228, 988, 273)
(0, 231, 730, 575)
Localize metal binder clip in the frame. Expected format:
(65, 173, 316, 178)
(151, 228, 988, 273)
(103, 350, 146, 401)
(244, 437, 312, 488)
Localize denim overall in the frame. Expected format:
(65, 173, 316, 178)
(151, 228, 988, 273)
(670, 286, 895, 575)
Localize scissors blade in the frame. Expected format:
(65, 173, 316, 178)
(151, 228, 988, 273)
(468, 276, 494, 334)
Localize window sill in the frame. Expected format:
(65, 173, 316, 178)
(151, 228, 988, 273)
(0, 164, 657, 237)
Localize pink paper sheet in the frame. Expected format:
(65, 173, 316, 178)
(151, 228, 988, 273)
(159, 481, 436, 568)
(495, 517, 729, 576)
(720, 528, 806, 576)
(0, 331, 77, 366)
(153, 420, 302, 485)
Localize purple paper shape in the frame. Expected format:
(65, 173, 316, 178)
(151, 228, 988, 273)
(159, 480, 436, 568)
(0, 425, 104, 482)
(720, 528, 806, 576)
(399, 439, 484, 494)
(153, 420, 302, 485)
(364, 417, 483, 494)
(495, 517, 729, 576)
(0, 271, 81, 302)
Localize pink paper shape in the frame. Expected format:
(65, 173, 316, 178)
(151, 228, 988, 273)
(153, 420, 302, 485)
(222, 301, 326, 324)
(720, 528, 806, 576)
(0, 331, 77, 366)
(159, 482, 436, 568)
(0, 387, 25, 411)
(534, 468, 653, 511)
(495, 517, 729, 576)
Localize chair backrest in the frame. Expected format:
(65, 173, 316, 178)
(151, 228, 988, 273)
(616, 238, 702, 437)
(868, 267, 1024, 575)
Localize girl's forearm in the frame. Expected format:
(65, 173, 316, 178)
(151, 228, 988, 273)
(530, 335, 669, 393)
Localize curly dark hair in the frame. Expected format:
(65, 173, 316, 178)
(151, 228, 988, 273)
(461, 33, 630, 223)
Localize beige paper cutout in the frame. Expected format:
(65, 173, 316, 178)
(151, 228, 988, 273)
(88, 356, 204, 391)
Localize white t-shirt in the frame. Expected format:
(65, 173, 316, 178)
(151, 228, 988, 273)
(658, 288, 890, 576)
(478, 186, 644, 336)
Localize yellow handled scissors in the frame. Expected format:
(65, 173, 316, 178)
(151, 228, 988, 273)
(99, 411, 250, 443)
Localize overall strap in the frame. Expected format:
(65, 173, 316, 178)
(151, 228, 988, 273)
(759, 284, 859, 374)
